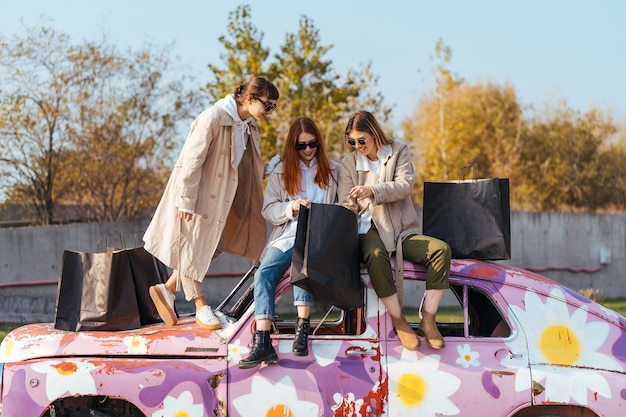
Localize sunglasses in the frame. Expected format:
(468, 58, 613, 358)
(253, 96, 277, 112)
(295, 139, 320, 151)
(347, 138, 367, 147)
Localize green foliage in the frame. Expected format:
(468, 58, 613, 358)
(205, 5, 271, 100)
(603, 298, 626, 315)
(204, 5, 391, 162)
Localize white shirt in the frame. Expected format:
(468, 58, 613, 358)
(355, 145, 392, 234)
(270, 158, 325, 251)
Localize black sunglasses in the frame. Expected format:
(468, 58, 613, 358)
(347, 138, 367, 146)
(253, 96, 277, 112)
(295, 139, 320, 151)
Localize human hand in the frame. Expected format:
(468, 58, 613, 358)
(292, 198, 311, 213)
(349, 186, 373, 200)
(178, 210, 193, 221)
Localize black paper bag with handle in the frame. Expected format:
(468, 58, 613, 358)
(54, 248, 142, 331)
(290, 203, 364, 310)
(422, 178, 511, 260)
(126, 246, 170, 325)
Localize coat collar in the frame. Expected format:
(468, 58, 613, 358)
(355, 144, 393, 171)
(218, 107, 259, 133)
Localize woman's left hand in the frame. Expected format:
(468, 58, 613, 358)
(349, 186, 373, 200)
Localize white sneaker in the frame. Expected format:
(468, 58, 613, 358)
(196, 305, 222, 330)
(149, 284, 177, 325)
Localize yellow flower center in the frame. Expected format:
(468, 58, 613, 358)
(266, 404, 294, 417)
(464, 354, 471, 362)
(173, 412, 190, 417)
(3, 339, 14, 355)
(398, 372, 426, 406)
(54, 362, 78, 376)
(539, 324, 581, 365)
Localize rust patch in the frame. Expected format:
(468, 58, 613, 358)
(490, 370, 515, 378)
(208, 372, 225, 389)
(185, 347, 219, 352)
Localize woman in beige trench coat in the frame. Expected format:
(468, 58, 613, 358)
(338, 110, 451, 350)
(143, 76, 279, 330)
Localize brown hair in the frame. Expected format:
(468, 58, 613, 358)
(233, 76, 279, 103)
(282, 116, 333, 196)
(344, 110, 393, 149)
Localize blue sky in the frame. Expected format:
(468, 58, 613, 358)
(2, 0, 625, 128)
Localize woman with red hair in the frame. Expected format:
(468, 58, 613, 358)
(239, 116, 340, 369)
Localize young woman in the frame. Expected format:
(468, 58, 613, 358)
(239, 116, 340, 369)
(143, 76, 279, 330)
(338, 110, 451, 350)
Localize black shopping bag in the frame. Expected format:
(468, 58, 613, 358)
(54, 249, 141, 331)
(423, 178, 511, 260)
(126, 247, 170, 325)
(290, 203, 363, 310)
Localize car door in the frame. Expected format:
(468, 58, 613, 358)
(383, 278, 532, 416)
(227, 283, 385, 416)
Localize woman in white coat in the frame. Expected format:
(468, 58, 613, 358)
(239, 116, 340, 369)
(143, 76, 279, 330)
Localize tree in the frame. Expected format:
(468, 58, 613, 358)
(402, 40, 522, 205)
(0, 23, 199, 224)
(204, 5, 391, 161)
(517, 105, 617, 211)
(204, 5, 270, 100)
(268, 15, 389, 160)
(0, 25, 80, 224)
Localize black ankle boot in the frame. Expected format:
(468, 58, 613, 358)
(291, 317, 310, 356)
(238, 330, 278, 369)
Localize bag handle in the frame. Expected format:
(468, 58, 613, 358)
(134, 231, 145, 248)
(97, 235, 109, 251)
(459, 162, 478, 182)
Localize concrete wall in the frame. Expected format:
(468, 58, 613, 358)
(1, 212, 624, 323)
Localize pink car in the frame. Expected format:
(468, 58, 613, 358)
(1, 259, 625, 416)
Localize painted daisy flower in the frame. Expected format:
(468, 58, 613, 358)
(278, 339, 343, 367)
(228, 338, 249, 362)
(232, 375, 319, 416)
(455, 343, 480, 368)
(0, 336, 22, 362)
(597, 303, 621, 321)
(386, 350, 461, 416)
(123, 335, 148, 354)
(31, 360, 98, 400)
(505, 287, 622, 405)
(332, 392, 364, 415)
(151, 391, 202, 417)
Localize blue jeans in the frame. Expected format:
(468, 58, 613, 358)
(253, 246, 313, 320)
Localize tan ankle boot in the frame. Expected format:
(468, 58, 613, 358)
(391, 315, 420, 350)
(420, 311, 445, 349)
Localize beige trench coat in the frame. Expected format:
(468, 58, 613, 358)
(143, 105, 266, 281)
(338, 141, 420, 253)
